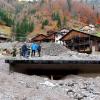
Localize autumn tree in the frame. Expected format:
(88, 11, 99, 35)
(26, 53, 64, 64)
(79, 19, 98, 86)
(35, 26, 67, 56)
(73, 1, 97, 24)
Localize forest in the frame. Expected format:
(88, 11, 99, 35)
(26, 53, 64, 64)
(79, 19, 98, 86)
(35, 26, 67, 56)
(0, 0, 100, 41)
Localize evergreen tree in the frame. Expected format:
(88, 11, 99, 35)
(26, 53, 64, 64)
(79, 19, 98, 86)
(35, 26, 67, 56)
(0, 9, 14, 26)
(30, 9, 36, 14)
(29, 22, 35, 32)
(57, 14, 61, 28)
(42, 19, 49, 29)
(15, 18, 35, 41)
(52, 12, 61, 28)
(63, 16, 67, 27)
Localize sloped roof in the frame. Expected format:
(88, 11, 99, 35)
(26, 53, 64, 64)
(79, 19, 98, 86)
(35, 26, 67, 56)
(60, 29, 100, 41)
(46, 32, 56, 40)
(31, 34, 47, 41)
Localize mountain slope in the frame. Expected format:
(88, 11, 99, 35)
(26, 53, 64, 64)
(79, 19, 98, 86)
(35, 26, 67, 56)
(0, 0, 100, 41)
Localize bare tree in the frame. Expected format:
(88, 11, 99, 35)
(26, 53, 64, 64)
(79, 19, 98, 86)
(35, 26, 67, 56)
(86, 0, 88, 3)
(80, 0, 83, 3)
(66, 0, 72, 12)
(92, 4, 95, 10)
(48, 0, 53, 13)
(96, 11, 99, 20)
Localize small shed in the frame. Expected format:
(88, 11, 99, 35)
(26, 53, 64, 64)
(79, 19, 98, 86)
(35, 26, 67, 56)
(31, 34, 47, 42)
(60, 29, 100, 54)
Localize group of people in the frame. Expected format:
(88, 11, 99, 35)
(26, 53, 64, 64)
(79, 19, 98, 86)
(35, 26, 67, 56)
(20, 43, 41, 58)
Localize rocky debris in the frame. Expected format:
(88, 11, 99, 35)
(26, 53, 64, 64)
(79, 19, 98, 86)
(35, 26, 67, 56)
(40, 81, 56, 87)
(41, 43, 68, 56)
(0, 42, 19, 50)
(0, 62, 72, 100)
(56, 76, 100, 100)
(59, 51, 100, 60)
(1, 42, 100, 60)
(0, 60, 9, 74)
(1, 60, 100, 99)
(80, 24, 96, 34)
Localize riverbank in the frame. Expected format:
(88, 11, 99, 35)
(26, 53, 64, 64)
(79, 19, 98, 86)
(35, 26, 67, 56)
(0, 60, 100, 100)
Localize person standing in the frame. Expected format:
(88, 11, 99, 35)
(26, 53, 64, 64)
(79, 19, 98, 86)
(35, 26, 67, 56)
(31, 43, 41, 57)
(31, 43, 37, 57)
(37, 44, 41, 57)
(12, 47, 17, 57)
(21, 43, 28, 58)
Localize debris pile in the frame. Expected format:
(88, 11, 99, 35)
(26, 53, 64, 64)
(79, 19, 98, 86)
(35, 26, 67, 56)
(0, 60, 100, 100)
(41, 43, 68, 56)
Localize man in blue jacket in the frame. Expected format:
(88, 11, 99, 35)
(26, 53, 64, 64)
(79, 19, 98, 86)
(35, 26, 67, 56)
(31, 43, 37, 56)
(31, 43, 41, 57)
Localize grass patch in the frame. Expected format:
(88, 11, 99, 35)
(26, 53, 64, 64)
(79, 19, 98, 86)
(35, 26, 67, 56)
(0, 25, 12, 37)
(96, 32, 100, 37)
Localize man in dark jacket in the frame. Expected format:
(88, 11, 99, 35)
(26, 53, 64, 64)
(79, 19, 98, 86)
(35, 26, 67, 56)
(37, 44, 41, 57)
(21, 43, 28, 57)
(12, 47, 17, 57)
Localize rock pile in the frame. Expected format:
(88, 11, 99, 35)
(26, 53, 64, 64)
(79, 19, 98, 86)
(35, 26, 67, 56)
(59, 51, 100, 60)
(41, 43, 68, 56)
(57, 76, 100, 100)
(1, 60, 100, 100)
(0, 60, 71, 100)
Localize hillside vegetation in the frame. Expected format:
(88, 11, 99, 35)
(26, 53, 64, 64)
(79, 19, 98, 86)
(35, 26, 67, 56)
(0, 0, 100, 41)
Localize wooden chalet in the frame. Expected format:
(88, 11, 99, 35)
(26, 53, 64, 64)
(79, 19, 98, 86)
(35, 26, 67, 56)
(31, 34, 47, 42)
(60, 29, 100, 54)
(42, 30, 57, 42)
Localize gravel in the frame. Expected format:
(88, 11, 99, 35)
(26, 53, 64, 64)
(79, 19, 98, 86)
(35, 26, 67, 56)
(1, 42, 100, 99)
(0, 60, 72, 100)
(41, 42, 68, 56)
(0, 60, 100, 100)
(0, 42, 100, 60)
